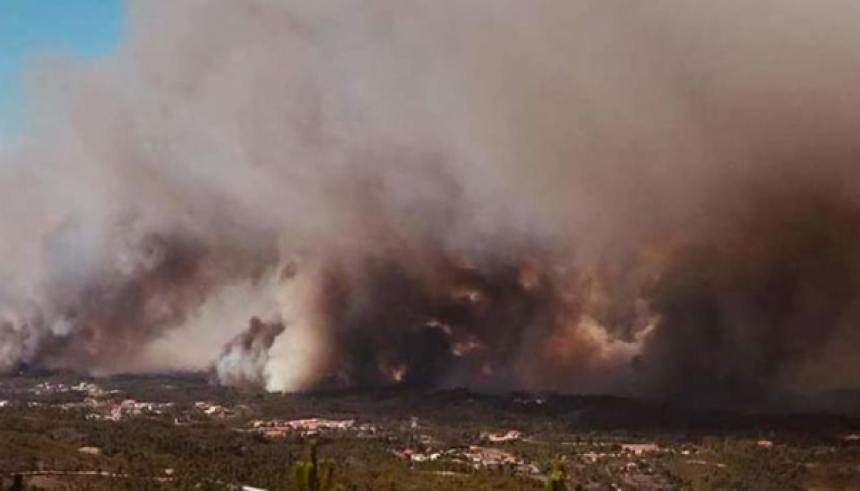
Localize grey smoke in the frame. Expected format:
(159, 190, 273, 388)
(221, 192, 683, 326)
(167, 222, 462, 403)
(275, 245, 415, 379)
(0, 0, 859, 402)
(215, 317, 285, 388)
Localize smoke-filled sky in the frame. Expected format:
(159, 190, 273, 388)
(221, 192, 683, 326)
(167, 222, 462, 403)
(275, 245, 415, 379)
(3, 0, 860, 405)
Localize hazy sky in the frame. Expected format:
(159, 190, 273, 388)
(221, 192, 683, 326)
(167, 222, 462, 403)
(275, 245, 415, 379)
(0, 0, 123, 138)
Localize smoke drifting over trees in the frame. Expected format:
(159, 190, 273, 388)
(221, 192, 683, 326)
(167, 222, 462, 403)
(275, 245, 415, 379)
(2, 0, 860, 404)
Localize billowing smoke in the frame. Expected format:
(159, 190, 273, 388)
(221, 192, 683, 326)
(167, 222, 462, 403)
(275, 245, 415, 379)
(215, 317, 285, 388)
(2, 0, 860, 403)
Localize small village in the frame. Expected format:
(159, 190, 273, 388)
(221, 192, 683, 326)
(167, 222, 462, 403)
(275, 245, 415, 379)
(0, 376, 858, 490)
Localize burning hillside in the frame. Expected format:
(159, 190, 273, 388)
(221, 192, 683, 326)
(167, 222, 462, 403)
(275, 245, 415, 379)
(1, 0, 860, 404)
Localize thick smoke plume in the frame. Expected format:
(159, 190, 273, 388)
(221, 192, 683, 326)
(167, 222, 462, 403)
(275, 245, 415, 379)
(2, 0, 860, 403)
(215, 317, 285, 388)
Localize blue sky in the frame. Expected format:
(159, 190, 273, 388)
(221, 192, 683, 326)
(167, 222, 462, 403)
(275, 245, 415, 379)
(0, 0, 124, 137)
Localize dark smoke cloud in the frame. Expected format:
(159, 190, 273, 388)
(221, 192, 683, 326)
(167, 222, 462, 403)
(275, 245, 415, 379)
(1, 0, 860, 403)
(638, 182, 860, 402)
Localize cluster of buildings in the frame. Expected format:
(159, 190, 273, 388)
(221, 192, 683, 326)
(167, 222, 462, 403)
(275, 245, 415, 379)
(193, 401, 239, 420)
(480, 429, 522, 443)
(395, 425, 538, 474)
(396, 445, 540, 474)
(620, 443, 662, 456)
(248, 418, 377, 438)
(84, 398, 176, 422)
(579, 442, 665, 463)
(31, 381, 116, 398)
(15, 381, 246, 424)
(81, 399, 241, 423)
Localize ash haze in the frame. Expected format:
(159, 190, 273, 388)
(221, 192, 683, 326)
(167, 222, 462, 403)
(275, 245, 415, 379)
(2, 0, 860, 405)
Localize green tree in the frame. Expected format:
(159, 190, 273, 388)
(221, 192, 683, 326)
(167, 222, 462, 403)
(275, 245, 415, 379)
(544, 456, 567, 491)
(292, 442, 338, 491)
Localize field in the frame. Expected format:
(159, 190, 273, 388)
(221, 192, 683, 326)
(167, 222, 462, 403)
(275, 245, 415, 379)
(0, 373, 859, 490)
